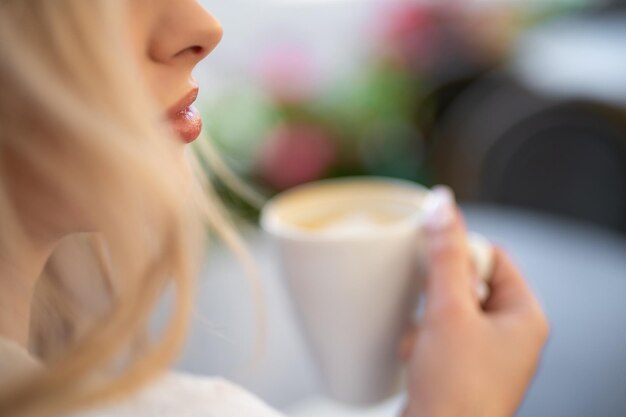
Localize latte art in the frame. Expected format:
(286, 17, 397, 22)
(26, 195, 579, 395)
(293, 204, 414, 235)
(261, 179, 427, 239)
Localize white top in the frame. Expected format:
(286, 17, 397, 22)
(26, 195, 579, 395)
(0, 337, 286, 417)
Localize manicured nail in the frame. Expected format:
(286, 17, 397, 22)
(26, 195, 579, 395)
(422, 186, 456, 231)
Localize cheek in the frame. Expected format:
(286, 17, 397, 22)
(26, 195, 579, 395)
(3, 148, 94, 239)
(143, 64, 181, 108)
(126, 3, 176, 110)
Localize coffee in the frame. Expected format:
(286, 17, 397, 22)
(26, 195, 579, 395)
(264, 180, 425, 238)
(290, 203, 416, 236)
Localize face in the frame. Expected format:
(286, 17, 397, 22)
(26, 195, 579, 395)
(128, 0, 223, 144)
(2, 0, 222, 246)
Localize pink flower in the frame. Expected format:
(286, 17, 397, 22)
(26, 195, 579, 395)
(256, 124, 337, 191)
(380, 3, 434, 43)
(375, 2, 438, 71)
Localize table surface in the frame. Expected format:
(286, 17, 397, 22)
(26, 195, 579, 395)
(167, 205, 626, 417)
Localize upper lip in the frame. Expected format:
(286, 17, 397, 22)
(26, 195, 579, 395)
(167, 87, 199, 118)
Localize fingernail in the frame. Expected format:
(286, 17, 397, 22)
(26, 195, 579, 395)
(422, 186, 456, 231)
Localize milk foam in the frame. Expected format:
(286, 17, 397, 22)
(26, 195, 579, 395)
(294, 205, 414, 236)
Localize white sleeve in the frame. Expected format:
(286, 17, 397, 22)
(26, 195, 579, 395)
(76, 373, 288, 417)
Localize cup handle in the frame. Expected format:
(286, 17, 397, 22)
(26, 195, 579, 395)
(468, 232, 495, 303)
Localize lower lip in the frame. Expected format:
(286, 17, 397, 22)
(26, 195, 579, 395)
(170, 105, 202, 143)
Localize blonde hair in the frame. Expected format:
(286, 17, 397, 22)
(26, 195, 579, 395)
(0, 1, 265, 416)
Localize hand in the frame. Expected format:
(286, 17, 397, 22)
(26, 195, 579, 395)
(400, 187, 549, 417)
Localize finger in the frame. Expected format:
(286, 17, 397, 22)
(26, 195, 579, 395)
(422, 186, 476, 316)
(398, 325, 418, 362)
(483, 248, 538, 314)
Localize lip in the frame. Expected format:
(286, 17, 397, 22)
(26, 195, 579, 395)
(167, 87, 202, 144)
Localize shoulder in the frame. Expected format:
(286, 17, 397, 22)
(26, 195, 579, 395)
(78, 373, 287, 417)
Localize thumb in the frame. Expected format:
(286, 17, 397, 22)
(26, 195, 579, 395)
(422, 186, 476, 316)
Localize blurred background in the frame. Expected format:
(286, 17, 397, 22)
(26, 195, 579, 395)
(173, 0, 626, 416)
(196, 0, 626, 233)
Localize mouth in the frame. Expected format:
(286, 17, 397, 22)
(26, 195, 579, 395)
(167, 87, 202, 144)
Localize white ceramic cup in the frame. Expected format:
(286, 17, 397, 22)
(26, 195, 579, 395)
(261, 177, 493, 406)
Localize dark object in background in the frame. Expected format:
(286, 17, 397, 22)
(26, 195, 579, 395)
(431, 75, 626, 234)
(482, 102, 626, 234)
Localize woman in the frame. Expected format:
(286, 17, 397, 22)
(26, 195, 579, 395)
(0, 1, 549, 417)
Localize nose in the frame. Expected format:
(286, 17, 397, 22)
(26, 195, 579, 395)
(149, 1, 223, 66)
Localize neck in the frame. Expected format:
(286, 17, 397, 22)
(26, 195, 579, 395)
(0, 237, 57, 348)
